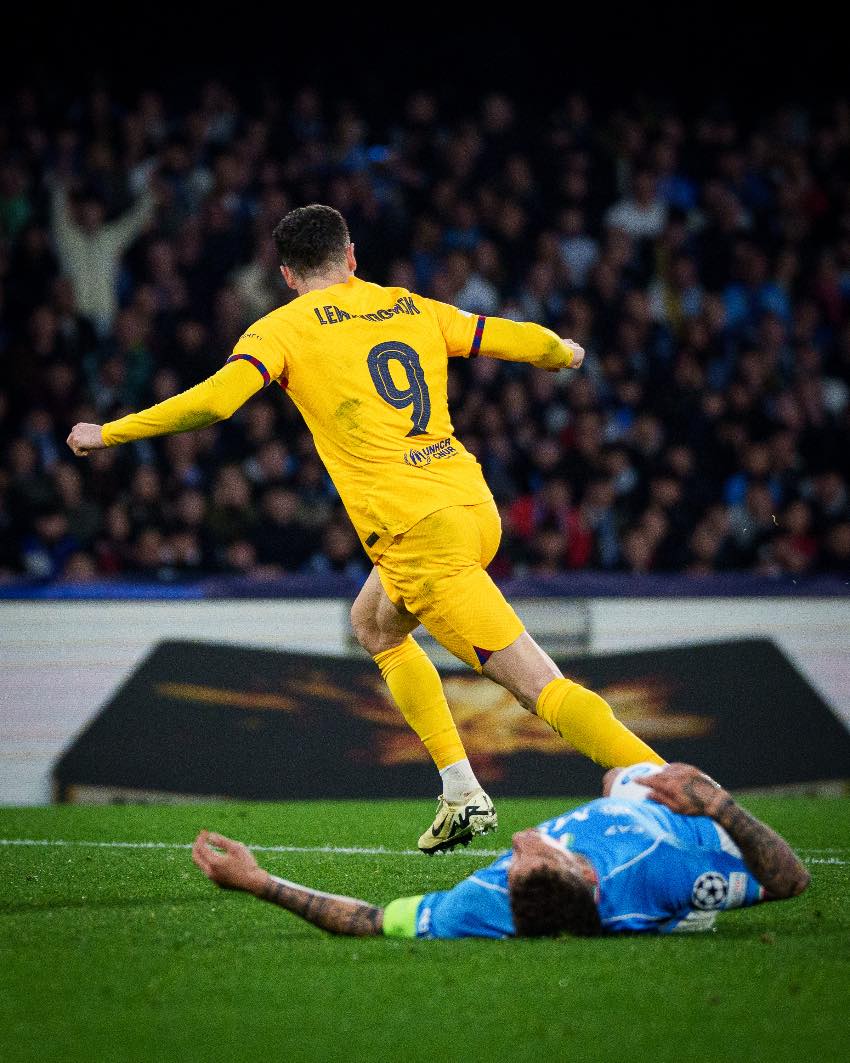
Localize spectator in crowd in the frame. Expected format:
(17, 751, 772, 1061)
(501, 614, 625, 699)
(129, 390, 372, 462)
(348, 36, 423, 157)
(49, 173, 156, 333)
(1, 84, 848, 584)
(605, 171, 668, 243)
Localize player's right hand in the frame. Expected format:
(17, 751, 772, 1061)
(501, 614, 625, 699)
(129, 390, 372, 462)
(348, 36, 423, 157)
(191, 830, 269, 894)
(67, 423, 106, 457)
(635, 762, 730, 819)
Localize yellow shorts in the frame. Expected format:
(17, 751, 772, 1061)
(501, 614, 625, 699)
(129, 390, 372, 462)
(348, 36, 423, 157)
(376, 500, 525, 671)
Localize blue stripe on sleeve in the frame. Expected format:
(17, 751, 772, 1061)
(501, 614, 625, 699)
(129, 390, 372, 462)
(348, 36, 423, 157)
(226, 353, 271, 387)
(469, 316, 486, 357)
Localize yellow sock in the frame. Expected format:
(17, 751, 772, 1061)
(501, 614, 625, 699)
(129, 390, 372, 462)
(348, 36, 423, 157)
(373, 637, 467, 771)
(536, 677, 665, 769)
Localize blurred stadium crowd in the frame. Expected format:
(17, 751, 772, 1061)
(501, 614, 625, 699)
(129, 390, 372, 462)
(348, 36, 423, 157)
(1, 84, 850, 583)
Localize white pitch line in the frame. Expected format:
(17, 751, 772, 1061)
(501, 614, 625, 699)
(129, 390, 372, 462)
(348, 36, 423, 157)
(0, 838, 846, 865)
(0, 838, 506, 858)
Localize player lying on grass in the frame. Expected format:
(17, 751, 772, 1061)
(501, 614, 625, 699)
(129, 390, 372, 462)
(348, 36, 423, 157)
(68, 203, 664, 855)
(191, 763, 810, 939)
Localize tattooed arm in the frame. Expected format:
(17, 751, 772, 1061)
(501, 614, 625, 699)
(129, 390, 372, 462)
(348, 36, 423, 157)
(191, 831, 384, 936)
(258, 876, 383, 936)
(637, 763, 811, 900)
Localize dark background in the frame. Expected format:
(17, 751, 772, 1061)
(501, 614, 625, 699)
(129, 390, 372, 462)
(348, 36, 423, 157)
(1, 10, 843, 111)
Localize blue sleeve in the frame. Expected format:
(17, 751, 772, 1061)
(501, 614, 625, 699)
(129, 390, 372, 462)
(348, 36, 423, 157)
(416, 874, 515, 940)
(662, 846, 764, 934)
(711, 849, 765, 909)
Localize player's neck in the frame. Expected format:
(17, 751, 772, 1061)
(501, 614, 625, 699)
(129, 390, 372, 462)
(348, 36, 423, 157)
(295, 269, 354, 297)
(575, 853, 599, 889)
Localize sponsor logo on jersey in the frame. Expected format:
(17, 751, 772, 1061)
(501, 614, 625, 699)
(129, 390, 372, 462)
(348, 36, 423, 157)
(403, 437, 458, 467)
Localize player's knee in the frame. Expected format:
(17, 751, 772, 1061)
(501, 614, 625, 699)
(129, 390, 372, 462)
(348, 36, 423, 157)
(350, 603, 396, 657)
(350, 600, 377, 653)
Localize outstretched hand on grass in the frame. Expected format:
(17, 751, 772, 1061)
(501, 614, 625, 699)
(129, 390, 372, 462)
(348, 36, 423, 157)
(191, 830, 269, 894)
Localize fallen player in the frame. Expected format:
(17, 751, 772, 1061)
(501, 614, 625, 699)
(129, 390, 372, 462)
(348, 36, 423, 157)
(190, 763, 810, 938)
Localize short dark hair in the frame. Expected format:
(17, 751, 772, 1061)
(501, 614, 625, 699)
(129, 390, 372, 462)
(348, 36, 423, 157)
(510, 865, 603, 938)
(272, 204, 350, 275)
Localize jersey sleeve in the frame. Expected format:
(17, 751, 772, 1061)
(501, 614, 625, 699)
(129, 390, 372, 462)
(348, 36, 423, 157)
(424, 299, 575, 369)
(421, 298, 483, 358)
(102, 358, 263, 445)
(662, 846, 765, 934)
(228, 317, 292, 386)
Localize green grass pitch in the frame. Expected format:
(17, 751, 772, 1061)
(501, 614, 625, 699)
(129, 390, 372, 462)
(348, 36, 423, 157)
(1, 797, 849, 1063)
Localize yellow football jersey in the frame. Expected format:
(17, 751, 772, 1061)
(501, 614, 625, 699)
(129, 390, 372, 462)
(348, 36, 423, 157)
(229, 276, 492, 560)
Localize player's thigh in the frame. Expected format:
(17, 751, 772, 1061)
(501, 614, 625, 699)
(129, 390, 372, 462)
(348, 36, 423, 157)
(416, 564, 525, 670)
(377, 505, 524, 670)
(350, 566, 419, 654)
(468, 498, 503, 568)
(381, 502, 499, 584)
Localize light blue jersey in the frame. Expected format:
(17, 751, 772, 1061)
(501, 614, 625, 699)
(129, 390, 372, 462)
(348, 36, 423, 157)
(412, 797, 764, 939)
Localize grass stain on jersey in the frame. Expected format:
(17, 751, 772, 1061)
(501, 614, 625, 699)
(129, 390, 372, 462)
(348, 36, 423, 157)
(335, 398, 363, 433)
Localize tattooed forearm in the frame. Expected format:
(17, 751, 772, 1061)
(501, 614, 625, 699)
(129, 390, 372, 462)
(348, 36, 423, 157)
(681, 776, 719, 815)
(713, 799, 811, 899)
(259, 876, 384, 936)
(635, 765, 810, 901)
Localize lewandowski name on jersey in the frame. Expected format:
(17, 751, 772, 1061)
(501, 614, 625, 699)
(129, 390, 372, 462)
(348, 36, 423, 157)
(312, 294, 421, 326)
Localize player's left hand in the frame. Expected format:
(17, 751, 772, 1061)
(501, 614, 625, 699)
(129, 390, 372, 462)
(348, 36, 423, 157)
(66, 423, 106, 457)
(635, 762, 730, 818)
(562, 339, 585, 370)
(191, 830, 269, 894)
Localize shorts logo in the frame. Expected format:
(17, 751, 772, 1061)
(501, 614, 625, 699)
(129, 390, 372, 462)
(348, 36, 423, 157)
(403, 437, 458, 468)
(691, 872, 728, 910)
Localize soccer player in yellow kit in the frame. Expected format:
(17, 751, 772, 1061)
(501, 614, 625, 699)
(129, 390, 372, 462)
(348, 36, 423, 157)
(68, 205, 664, 853)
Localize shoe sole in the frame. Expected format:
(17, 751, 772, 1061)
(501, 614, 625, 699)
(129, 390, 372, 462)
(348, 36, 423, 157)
(418, 815, 498, 856)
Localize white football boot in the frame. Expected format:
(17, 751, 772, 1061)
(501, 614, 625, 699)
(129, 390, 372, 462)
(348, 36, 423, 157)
(418, 788, 498, 855)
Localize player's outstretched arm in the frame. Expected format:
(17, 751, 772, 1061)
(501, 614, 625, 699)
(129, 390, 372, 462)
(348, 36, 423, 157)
(637, 764, 811, 900)
(427, 299, 584, 372)
(191, 831, 384, 936)
(477, 317, 585, 372)
(66, 359, 264, 456)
